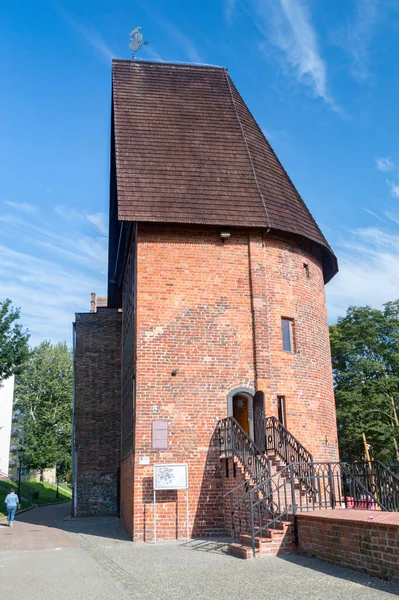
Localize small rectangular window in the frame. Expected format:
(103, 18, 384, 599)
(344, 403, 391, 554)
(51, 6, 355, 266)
(281, 318, 293, 352)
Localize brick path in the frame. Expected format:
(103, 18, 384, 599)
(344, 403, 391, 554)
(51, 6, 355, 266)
(0, 502, 75, 551)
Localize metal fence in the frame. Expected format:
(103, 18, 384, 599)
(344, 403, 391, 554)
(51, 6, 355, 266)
(0, 470, 37, 506)
(227, 461, 398, 557)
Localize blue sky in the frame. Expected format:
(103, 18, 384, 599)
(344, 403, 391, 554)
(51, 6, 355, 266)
(1, 0, 399, 346)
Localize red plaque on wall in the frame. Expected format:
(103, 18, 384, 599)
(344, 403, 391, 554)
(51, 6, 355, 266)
(152, 419, 168, 450)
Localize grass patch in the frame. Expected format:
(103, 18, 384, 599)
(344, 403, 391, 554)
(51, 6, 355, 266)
(0, 480, 31, 517)
(0, 479, 71, 518)
(25, 480, 72, 505)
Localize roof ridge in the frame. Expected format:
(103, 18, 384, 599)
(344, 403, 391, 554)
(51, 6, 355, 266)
(225, 76, 331, 251)
(112, 58, 227, 71)
(224, 71, 272, 230)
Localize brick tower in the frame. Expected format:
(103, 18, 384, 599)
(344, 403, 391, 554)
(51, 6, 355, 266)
(73, 60, 339, 542)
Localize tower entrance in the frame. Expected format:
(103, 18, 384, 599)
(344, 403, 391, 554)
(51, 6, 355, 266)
(232, 393, 250, 434)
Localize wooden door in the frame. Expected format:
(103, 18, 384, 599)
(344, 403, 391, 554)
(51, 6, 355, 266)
(233, 394, 249, 434)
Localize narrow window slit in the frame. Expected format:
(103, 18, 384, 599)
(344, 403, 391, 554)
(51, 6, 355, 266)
(281, 318, 294, 352)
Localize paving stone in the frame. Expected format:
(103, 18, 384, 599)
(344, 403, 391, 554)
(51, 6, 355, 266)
(1, 504, 399, 599)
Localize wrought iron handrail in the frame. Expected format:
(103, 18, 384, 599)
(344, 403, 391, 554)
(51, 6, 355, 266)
(229, 464, 292, 546)
(265, 415, 313, 465)
(265, 415, 316, 495)
(349, 460, 399, 512)
(229, 461, 389, 557)
(217, 417, 271, 481)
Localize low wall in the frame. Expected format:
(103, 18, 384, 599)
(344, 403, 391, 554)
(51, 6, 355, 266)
(296, 509, 399, 583)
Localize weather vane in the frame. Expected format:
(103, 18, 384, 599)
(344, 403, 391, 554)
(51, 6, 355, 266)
(129, 27, 148, 59)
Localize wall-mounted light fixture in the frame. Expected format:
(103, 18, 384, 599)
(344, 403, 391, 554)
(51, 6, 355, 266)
(220, 231, 231, 243)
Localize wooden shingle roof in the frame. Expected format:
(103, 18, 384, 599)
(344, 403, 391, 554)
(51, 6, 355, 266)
(111, 60, 337, 282)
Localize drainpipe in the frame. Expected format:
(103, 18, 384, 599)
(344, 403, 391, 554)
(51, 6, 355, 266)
(248, 229, 272, 412)
(248, 232, 259, 388)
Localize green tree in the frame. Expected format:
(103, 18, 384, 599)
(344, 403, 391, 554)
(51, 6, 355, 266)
(0, 298, 30, 382)
(330, 301, 399, 464)
(15, 341, 73, 477)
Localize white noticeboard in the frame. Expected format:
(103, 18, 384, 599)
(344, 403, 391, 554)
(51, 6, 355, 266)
(153, 463, 188, 490)
(153, 464, 189, 544)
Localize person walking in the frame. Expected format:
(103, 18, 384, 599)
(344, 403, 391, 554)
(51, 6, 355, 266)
(5, 487, 19, 527)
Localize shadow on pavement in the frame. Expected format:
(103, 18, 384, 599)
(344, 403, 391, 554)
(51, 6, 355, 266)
(11, 504, 399, 596)
(277, 552, 399, 596)
(15, 501, 130, 542)
(180, 537, 230, 555)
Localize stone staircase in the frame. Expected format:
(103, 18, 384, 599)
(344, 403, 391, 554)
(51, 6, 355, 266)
(218, 416, 399, 559)
(224, 451, 303, 559)
(229, 523, 295, 559)
(218, 416, 318, 559)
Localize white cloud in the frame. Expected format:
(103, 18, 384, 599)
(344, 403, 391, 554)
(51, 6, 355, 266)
(4, 201, 37, 212)
(54, 5, 114, 66)
(224, 0, 236, 22)
(336, 0, 379, 82)
(76, 24, 114, 64)
(162, 21, 203, 63)
(385, 212, 399, 225)
(388, 181, 399, 198)
(375, 157, 395, 172)
(251, 0, 337, 110)
(0, 205, 107, 346)
(363, 208, 385, 222)
(54, 205, 81, 220)
(0, 245, 105, 347)
(141, 45, 164, 62)
(327, 227, 399, 320)
(86, 212, 108, 235)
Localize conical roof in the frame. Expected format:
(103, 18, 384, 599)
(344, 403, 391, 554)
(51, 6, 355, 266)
(111, 60, 337, 282)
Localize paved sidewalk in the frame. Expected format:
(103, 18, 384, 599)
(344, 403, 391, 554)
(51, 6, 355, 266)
(0, 503, 75, 551)
(1, 505, 399, 599)
(0, 504, 133, 600)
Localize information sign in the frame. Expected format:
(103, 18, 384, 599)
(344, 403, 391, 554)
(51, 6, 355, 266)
(153, 463, 188, 490)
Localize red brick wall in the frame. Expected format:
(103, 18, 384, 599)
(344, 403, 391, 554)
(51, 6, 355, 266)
(126, 224, 338, 540)
(222, 458, 248, 536)
(120, 229, 136, 534)
(256, 234, 338, 462)
(74, 308, 122, 516)
(297, 513, 399, 583)
(120, 453, 134, 536)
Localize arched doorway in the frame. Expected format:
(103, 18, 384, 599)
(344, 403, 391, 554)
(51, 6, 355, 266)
(227, 388, 254, 439)
(233, 393, 250, 434)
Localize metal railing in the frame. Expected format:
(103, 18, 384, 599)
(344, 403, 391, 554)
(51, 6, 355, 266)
(217, 416, 399, 557)
(265, 416, 316, 495)
(265, 415, 313, 466)
(228, 461, 390, 557)
(217, 417, 271, 481)
(349, 460, 399, 511)
(0, 470, 37, 506)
